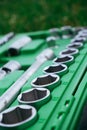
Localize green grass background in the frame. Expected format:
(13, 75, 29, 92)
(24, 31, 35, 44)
(0, 0, 87, 34)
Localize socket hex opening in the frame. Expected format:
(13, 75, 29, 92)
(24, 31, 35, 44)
(78, 31, 87, 37)
(60, 48, 79, 56)
(71, 36, 86, 43)
(18, 88, 50, 108)
(2, 108, 32, 124)
(53, 55, 74, 66)
(44, 64, 68, 76)
(32, 75, 56, 85)
(8, 48, 19, 56)
(0, 105, 37, 129)
(31, 74, 60, 90)
(20, 89, 48, 101)
(67, 42, 83, 49)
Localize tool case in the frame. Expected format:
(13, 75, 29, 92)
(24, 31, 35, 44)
(0, 26, 87, 130)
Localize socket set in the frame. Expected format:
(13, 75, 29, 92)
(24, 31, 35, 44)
(0, 26, 87, 130)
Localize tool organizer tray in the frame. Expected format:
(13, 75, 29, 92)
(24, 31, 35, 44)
(0, 27, 87, 130)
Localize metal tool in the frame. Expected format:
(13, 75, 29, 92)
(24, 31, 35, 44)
(0, 48, 55, 112)
(31, 74, 60, 90)
(0, 32, 14, 46)
(18, 88, 51, 109)
(0, 105, 37, 129)
(44, 63, 68, 76)
(53, 55, 74, 66)
(67, 42, 83, 49)
(46, 36, 57, 48)
(78, 29, 87, 37)
(60, 26, 75, 39)
(60, 48, 79, 57)
(8, 36, 32, 56)
(71, 35, 87, 43)
(0, 60, 21, 80)
(74, 27, 84, 34)
(49, 28, 61, 38)
(2, 60, 21, 73)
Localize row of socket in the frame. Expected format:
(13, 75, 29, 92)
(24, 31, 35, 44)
(7, 26, 85, 56)
(0, 28, 87, 129)
(18, 28, 86, 107)
(0, 26, 84, 56)
(0, 26, 76, 46)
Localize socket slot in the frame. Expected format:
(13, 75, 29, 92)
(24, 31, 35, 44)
(31, 74, 60, 90)
(67, 42, 83, 49)
(18, 88, 50, 108)
(60, 48, 79, 56)
(44, 64, 68, 76)
(0, 105, 37, 128)
(53, 55, 74, 66)
(71, 37, 86, 43)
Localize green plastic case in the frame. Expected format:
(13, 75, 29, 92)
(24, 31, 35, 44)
(0, 29, 87, 130)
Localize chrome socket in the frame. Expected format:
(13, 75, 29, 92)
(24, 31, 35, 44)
(0, 105, 37, 129)
(74, 27, 84, 33)
(60, 48, 79, 57)
(2, 60, 21, 73)
(8, 36, 32, 56)
(44, 64, 68, 76)
(49, 28, 61, 38)
(31, 74, 60, 90)
(46, 36, 57, 47)
(36, 48, 55, 61)
(78, 30, 87, 37)
(53, 55, 74, 66)
(67, 42, 83, 49)
(71, 36, 86, 43)
(18, 88, 50, 109)
(60, 26, 75, 39)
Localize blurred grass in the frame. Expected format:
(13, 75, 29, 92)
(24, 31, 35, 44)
(0, 0, 87, 34)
